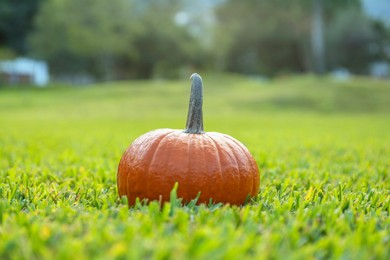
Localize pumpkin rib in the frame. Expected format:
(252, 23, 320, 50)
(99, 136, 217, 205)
(203, 134, 220, 202)
(224, 135, 258, 196)
(119, 139, 144, 200)
(117, 149, 130, 199)
(222, 135, 260, 197)
(123, 131, 171, 204)
(214, 134, 243, 203)
(123, 149, 134, 199)
(220, 136, 247, 204)
(132, 130, 173, 202)
(205, 133, 225, 204)
(144, 130, 176, 202)
(190, 134, 209, 202)
(164, 131, 183, 199)
(183, 133, 193, 202)
(203, 133, 223, 203)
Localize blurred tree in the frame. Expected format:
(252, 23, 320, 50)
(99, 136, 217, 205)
(0, 0, 42, 54)
(213, 0, 364, 76)
(17, 0, 388, 80)
(214, 0, 311, 76)
(0, 47, 16, 60)
(30, 0, 138, 80)
(126, 0, 203, 78)
(30, 0, 203, 80)
(311, 0, 361, 74)
(326, 8, 390, 74)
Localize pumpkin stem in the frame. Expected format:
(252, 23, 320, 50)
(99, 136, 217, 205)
(184, 73, 204, 134)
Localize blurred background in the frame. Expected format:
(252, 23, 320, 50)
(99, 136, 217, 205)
(0, 0, 389, 86)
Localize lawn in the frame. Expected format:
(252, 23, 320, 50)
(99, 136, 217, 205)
(0, 74, 389, 259)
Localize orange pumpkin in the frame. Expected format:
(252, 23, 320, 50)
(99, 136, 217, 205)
(117, 73, 260, 205)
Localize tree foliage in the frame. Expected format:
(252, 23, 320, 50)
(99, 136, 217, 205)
(2, 0, 388, 80)
(213, 0, 311, 76)
(213, 0, 386, 76)
(0, 0, 42, 54)
(30, 0, 203, 80)
(327, 9, 390, 73)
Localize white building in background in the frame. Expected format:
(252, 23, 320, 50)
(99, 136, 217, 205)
(0, 58, 49, 86)
(370, 61, 390, 78)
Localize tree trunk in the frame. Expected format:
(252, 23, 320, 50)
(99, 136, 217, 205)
(311, 0, 326, 74)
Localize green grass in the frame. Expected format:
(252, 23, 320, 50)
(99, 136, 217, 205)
(0, 74, 389, 259)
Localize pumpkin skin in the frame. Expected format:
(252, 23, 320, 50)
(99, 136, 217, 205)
(117, 74, 260, 205)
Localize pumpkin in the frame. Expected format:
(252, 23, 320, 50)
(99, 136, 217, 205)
(117, 73, 260, 205)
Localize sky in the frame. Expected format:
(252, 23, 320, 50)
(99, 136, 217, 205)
(362, 0, 390, 24)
